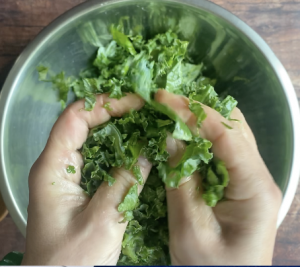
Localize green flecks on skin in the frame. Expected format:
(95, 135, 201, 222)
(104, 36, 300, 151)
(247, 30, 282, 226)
(221, 121, 233, 129)
(104, 102, 113, 111)
(66, 165, 76, 174)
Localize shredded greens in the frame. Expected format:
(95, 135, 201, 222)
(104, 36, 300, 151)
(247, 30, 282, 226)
(66, 165, 76, 174)
(38, 26, 237, 265)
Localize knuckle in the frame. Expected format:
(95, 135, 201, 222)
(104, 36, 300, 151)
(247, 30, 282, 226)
(63, 103, 76, 117)
(63, 105, 78, 123)
(112, 167, 137, 186)
(263, 181, 282, 213)
(271, 183, 283, 207)
(28, 160, 39, 185)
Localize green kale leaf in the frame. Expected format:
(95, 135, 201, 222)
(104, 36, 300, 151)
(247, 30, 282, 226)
(38, 27, 237, 266)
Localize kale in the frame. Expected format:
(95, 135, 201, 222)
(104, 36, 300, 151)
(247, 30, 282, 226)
(37, 27, 237, 265)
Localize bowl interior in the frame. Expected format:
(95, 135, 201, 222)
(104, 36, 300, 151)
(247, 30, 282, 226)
(0, 0, 294, 234)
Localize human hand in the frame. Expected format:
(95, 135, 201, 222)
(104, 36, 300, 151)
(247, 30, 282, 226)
(155, 90, 282, 265)
(22, 94, 152, 265)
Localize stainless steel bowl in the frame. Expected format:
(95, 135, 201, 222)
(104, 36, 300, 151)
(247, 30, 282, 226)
(0, 0, 299, 236)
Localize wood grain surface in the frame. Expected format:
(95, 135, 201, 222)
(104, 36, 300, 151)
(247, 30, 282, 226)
(0, 0, 299, 265)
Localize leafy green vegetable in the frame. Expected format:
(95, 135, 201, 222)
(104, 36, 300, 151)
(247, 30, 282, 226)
(84, 91, 96, 111)
(132, 166, 144, 185)
(219, 96, 238, 119)
(66, 165, 76, 174)
(202, 159, 229, 207)
(60, 99, 66, 110)
(229, 118, 240, 122)
(36, 67, 73, 109)
(151, 101, 192, 141)
(158, 137, 213, 188)
(0, 251, 24, 266)
(103, 102, 113, 111)
(38, 26, 238, 265)
(111, 26, 137, 56)
(51, 71, 73, 105)
(221, 122, 233, 129)
(189, 101, 207, 128)
(118, 183, 139, 213)
(36, 65, 49, 81)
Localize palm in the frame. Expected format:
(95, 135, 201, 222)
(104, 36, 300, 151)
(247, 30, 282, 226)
(155, 90, 281, 265)
(23, 94, 149, 265)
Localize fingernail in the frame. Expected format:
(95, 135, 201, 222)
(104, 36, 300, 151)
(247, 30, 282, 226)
(137, 156, 151, 168)
(179, 175, 193, 186)
(166, 133, 178, 158)
(165, 175, 193, 191)
(166, 134, 186, 167)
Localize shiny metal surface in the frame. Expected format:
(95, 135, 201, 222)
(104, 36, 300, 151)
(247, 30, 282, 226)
(0, 0, 299, 236)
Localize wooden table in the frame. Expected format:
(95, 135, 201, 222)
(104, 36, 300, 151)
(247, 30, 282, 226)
(0, 0, 299, 264)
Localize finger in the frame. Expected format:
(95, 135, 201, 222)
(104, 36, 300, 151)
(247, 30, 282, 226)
(155, 90, 277, 201)
(49, 93, 144, 151)
(30, 93, 144, 186)
(156, 90, 198, 133)
(156, 89, 255, 146)
(226, 107, 257, 148)
(84, 156, 152, 238)
(166, 132, 186, 167)
(165, 134, 215, 229)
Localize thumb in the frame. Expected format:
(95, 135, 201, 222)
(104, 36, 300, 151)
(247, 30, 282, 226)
(165, 134, 215, 230)
(155, 90, 281, 265)
(155, 89, 280, 202)
(165, 134, 220, 266)
(82, 156, 152, 262)
(86, 156, 152, 224)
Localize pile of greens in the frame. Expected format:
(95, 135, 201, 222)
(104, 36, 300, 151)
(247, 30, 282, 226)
(38, 25, 237, 265)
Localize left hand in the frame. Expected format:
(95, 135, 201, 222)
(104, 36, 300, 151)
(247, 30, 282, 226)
(22, 93, 152, 265)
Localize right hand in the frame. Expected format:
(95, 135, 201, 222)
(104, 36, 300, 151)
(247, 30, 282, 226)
(156, 90, 282, 265)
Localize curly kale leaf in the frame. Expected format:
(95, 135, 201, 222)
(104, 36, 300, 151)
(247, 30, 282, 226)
(38, 27, 238, 266)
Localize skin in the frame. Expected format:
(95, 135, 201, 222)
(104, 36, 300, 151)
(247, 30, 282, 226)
(22, 91, 282, 265)
(155, 90, 282, 265)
